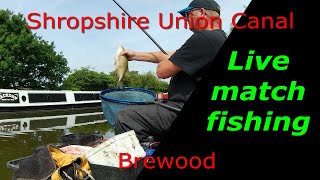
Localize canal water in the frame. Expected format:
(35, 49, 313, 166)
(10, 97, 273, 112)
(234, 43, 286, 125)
(0, 109, 115, 179)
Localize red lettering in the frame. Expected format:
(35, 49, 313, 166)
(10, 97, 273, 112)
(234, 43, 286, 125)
(196, 16, 208, 29)
(176, 16, 188, 29)
(57, 17, 67, 29)
(157, 157, 174, 169)
(233, 12, 294, 30)
(81, 16, 93, 33)
(107, 12, 119, 29)
(159, 13, 172, 29)
(203, 152, 215, 169)
(121, 13, 126, 29)
(119, 153, 132, 169)
(276, 16, 287, 29)
(290, 12, 294, 29)
(175, 156, 188, 169)
(248, 16, 259, 29)
(144, 157, 156, 169)
(43, 12, 55, 29)
(232, 12, 246, 29)
(134, 157, 143, 169)
(127, 16, 136, 29)
(209, 16, 222, 29)
(95, 16, 106, 29)
(262, 16, 273, 29)
(189, 156, 202, 169)
(138, 152, 216, 169)
(27, 12, 41, 29)
(188, 13, 194, 29)
(67, 16, 79, 29)
(137, 16, 149, 29)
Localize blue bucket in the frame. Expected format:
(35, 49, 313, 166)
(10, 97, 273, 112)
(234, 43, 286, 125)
(100, 87, 157, 127)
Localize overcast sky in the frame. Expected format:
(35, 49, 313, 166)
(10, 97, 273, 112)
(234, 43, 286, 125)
(1, 0, 252, 82)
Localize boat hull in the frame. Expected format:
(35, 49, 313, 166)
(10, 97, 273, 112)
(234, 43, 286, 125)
(0, 89, 102, 114)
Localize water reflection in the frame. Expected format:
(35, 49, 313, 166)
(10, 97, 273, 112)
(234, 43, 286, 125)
(0, 111, 114, 179)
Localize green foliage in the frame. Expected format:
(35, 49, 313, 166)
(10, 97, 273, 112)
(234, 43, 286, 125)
(114, 70, 168, 93)
(140, 71, 168, 93)
(0, 9, 168, 92)
(61, 68, 169, 93)
(60, 67, 113, 91)
(0, 9, 70, 90)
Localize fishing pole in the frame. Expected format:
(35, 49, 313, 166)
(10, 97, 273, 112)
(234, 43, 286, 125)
(112, 0, 168, 55)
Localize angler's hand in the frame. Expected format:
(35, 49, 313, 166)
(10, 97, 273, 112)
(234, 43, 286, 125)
(120, 50, 136, 61)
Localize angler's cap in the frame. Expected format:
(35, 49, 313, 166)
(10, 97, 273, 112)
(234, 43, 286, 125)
(178, 0, 221, 17)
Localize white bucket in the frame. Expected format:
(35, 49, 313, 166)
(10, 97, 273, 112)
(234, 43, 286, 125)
(84, 130, 146, 167)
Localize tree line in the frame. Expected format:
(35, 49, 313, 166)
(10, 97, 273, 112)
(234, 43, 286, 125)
(0, 9, 168, 93)
(60, 67, 168, 93)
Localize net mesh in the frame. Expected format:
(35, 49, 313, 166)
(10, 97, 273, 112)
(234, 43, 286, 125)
(100, 88, 156, 127)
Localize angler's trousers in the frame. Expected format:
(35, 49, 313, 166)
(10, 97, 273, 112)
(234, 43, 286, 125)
(114, 101, 183, 142)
